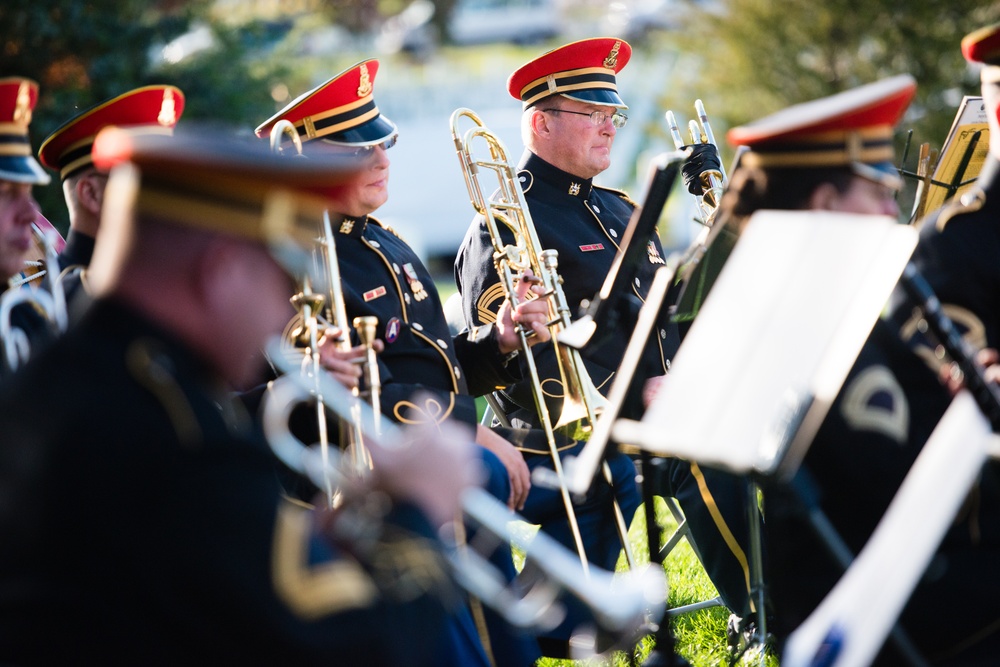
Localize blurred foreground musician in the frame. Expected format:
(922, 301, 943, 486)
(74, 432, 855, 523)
(707, 75, 1000, 663)
(37, 84, 185, 310)
(0, 127, 472, 665)
(256, 60, 552, 667)
(0, 76, 55, 379)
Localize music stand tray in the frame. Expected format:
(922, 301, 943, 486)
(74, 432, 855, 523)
(613, 210, 917, 480)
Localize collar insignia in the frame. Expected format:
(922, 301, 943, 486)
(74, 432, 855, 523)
(568, 182, 581, 196)
(339, 219, 355, 234)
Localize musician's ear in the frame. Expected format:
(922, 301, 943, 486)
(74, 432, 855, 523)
(806, 182, 841, 212)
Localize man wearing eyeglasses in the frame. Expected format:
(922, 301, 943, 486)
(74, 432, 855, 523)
(454, 38, 660, 657)
(256, 60, 552, 667)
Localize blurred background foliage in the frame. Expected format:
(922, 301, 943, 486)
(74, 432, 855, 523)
(4, 0, 999, 234)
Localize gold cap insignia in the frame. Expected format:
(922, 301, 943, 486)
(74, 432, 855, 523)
(13, 81, 31, 126)
(302, 116, 317, 139)
(357, 64, 372, 97)
(603, 41, 621, 69)
(158, 88, 177, 127)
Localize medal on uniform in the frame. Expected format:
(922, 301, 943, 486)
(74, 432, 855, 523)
(647, 240, 665, 264)
(402, 263, 427, 301)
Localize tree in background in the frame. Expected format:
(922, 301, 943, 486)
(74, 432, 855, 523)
(661, 0, 1000, 167)
(2, 0, 290, 233)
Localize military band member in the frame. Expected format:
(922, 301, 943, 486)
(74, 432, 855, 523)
(0, 76, 55, 378)
(712, 75, 1000, 663)
(256, 60, 551, 667)
(898, 24, 1000, 366)
(0, 127, 473, 665)
(453, 38, 753, 655)
(37, 84, 185, 309)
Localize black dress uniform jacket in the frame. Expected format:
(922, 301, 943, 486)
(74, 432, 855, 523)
(0, 298, 455, 666)
(333, 214, 518, 431)
(454, 151, 670, 434)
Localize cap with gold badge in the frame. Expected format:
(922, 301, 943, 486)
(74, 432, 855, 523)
(727, 74, 917, 190)
(0, 77, 50, 185)
(91, 125, 363, 273)
(963, 22, 1000, 83)
(255, 60, 398, 151)
(507, 37, 632, 110)
(38, 85, 184, 182)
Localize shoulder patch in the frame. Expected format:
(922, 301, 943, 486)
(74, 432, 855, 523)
(937, 187, 986, 231)
(840, 365, 909, 444)
(593, 184, 637, 208)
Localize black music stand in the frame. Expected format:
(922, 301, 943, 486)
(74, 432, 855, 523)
(611, 209, 918, 655)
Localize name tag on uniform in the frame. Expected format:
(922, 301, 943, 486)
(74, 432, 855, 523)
(579, 243, 605, 252)
(363, 286, 387, 302)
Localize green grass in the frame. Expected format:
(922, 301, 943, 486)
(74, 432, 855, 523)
(514, 497, 777, 667)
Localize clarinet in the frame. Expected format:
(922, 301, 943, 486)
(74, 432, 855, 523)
(898, 263, 1000, 431)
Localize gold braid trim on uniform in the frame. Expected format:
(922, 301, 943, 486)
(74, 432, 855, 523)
(369, 215, 405, 241)
(126, 339, 201, 447)
(272, 500, 378, 619)
(899, 305, 987, 374)
(937, 187, 986, 231)
(690, 462, 754, 612)
(393, 394, 455, 426)
(476, 282, 505, 324)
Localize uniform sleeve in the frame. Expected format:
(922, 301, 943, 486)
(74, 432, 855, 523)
(452, 321, 521, 396)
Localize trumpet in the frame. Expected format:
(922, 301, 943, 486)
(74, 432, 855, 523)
(665, 99, 727, 226)
(262, 340, 666, 652)
(450, 108, 635, 574)
(1, 226, 68, 373)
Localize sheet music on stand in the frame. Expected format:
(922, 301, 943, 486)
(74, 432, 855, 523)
(922, 96, 989, 215)
(613, 210, 917, 480)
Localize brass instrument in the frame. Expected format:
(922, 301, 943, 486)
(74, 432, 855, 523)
(666, 99, 727, 226)
(270, 119, 380, 499)
(1, 226, 68, 373)
(262, 342, 665, 654)
(449, 108, 634, 574)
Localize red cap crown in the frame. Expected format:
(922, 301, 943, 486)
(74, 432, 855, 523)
(256, 60, 397, 150)
(727, 74, 916, 187)
(963, 23, 1000, 85)
(507, 37, 632, 109)
(0, 77, 50, 185)
(38, 85, 184, 181)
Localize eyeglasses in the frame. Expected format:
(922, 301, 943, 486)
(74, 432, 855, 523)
(539, 108, 628, 129)
(346, 135, 398, 159)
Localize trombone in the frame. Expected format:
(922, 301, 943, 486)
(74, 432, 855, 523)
(665, 99, 727, 226)
(262, 340, 666, 653)
(270, 120, 380, 503)
(449, 108, 635, 574)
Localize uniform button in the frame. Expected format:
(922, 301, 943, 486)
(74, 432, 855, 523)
(412, 322, 423, 331)
(593, 205, 601, 213)
(437, 339, 448, 349)
(634, 278, 640, 288)
(519, 176, 527, 183)
(660, 329, 667, 339)
(454, 366, 462, 378)
(370, 240, 381, 248)
(404, 294, 411, 304)
(610, 229, 618, 238)
(393, 263, 401, 273)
